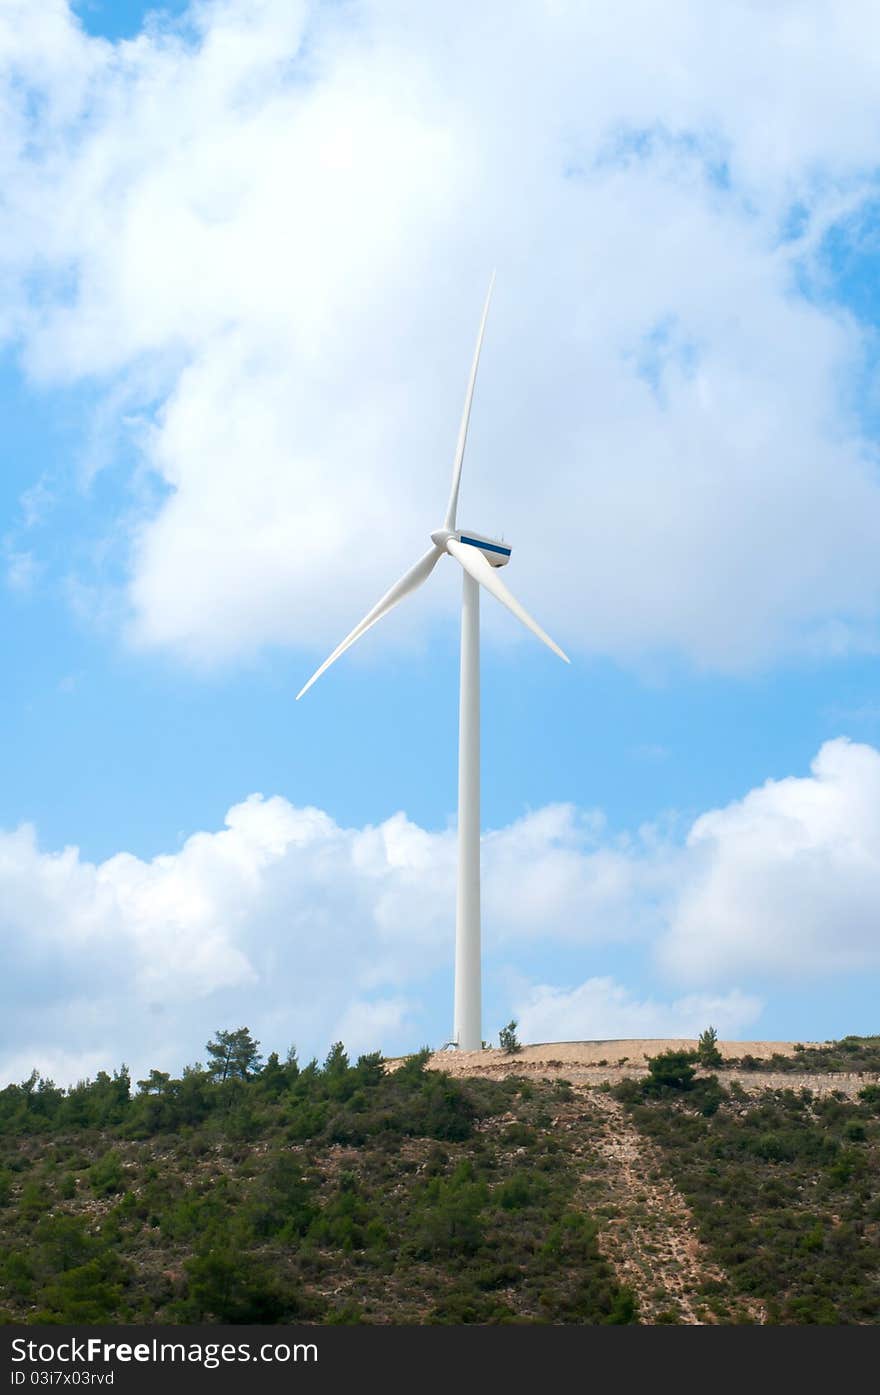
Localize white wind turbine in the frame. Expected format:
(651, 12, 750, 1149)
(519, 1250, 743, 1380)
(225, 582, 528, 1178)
(297, 277, 569, 1050)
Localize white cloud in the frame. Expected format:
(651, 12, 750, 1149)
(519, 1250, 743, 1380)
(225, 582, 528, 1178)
(0, 1047, 109, 1093)
(330, 998, 415, 1061)
(662, 736, 880, 982)
(515, 978, 762, 1045)
(0, 793, 654, 1083)
(482, 804, 672, 943)
(2, 3, 880, 667)
(2, 737, 880, 1083)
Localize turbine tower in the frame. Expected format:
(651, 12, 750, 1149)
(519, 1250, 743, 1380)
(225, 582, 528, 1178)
(297, 278, 569, 1050)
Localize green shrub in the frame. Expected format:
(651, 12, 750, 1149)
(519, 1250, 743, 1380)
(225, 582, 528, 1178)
(644, 1051, 698, 1093)
(88, 1149, 125, 1197)
(496, 1171, 548, 1211)
(35, 1255, 127, 1323)
(178, 1245, 298, 1323)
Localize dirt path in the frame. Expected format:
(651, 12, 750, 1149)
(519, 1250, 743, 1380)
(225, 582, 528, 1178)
(582, 1089, 760, 1325)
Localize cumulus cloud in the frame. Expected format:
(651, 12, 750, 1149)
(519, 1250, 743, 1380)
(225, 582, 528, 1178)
(515, 978, 762, 1045)
(482, 804, 671, 942)
(3, 737, 880, 1083)
(0, 795, 457, 1086)
(0, 794, 661, 1083)
(662, 736, 880, 982)
(3, 3, 880, 667)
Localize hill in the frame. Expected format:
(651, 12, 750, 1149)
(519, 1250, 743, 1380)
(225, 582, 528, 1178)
(0, 1036, 878, 1325)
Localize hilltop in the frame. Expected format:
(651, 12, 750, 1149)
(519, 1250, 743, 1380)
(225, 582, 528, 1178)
(0, 1035, 878, 1325)
(412, 1037, 878, 1096)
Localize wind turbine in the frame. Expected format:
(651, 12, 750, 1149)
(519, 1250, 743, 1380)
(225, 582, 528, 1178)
(297, 277, 569, 1050)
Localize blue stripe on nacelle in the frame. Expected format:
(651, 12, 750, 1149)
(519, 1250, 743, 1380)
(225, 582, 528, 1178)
(459, 535, 511, 557)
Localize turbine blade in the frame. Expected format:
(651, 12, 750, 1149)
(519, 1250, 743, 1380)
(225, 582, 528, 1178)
(296, 547, 441, 699)
(444, 271, 495, 531)
(447, 538, 569, 664)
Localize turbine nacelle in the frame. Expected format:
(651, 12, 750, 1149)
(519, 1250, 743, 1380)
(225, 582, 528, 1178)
(430, 527, 512, 568)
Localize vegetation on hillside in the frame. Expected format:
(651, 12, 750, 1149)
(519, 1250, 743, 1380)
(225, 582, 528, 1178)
(614, 1052, 880, 1323)
(2, 1030, 879, 1325)
(0, 1037, 633, 1325)
(724, 1036, 880, 1075)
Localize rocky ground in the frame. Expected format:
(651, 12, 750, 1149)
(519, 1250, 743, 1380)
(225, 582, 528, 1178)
(420, 1037, 816, 1075)
(400, 1038, 877, 1098)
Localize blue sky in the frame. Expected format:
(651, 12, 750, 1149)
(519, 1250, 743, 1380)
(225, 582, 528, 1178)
(72, 1, 190, 40)
(3, 1, 880, 1085)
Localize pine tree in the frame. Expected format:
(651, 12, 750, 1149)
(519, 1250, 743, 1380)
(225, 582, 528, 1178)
(499, 1020, 523, 1055)
(205, 1028, 263, 1082)
(697, 1025, 723, 1068)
